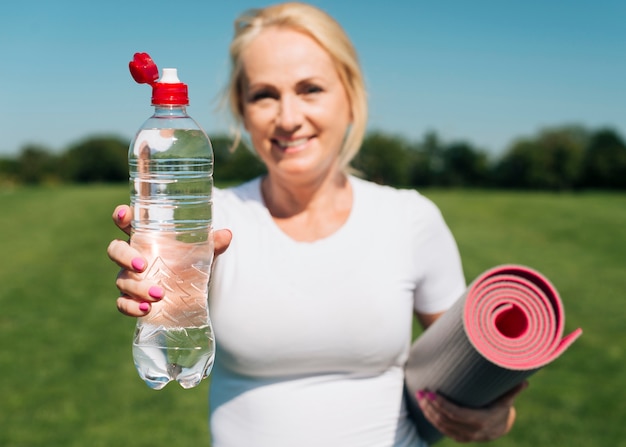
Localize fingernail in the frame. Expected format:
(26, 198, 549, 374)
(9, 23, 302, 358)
(139, 302, 150, 312)
(416, 390, 425, 399)
(427, 392, 437, 401)
(148, 286, 164, 300)
(131, 257, 145, 272)
(117, 208, 127, 221)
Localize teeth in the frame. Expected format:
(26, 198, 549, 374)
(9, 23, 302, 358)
(277, 138, 308, 148)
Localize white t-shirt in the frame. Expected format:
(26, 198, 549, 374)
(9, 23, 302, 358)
(208, 176, 466, 447)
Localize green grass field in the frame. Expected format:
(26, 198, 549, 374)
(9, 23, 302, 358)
(1, 185, 624, 446)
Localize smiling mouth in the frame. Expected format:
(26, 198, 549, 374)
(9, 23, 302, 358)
(273, 137, 310, 150)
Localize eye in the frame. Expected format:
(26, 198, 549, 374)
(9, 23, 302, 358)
(299, 83, 323, 95)
(247, 88, 277, 102)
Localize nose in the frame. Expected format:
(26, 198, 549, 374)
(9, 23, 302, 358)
(275, 94, 302, 132)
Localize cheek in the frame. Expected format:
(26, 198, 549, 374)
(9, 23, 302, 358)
(242, 114, 260, 139)
(242, 107, 271, 135)
(319, 104, 351, 138)
(339, 95, 353, 126)
(324, 93, 352, 129)
(242, 112, 272, 156)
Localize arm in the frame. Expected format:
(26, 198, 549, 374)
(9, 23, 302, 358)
(107, 204, 232, 317)
(415, 311, 443, 330)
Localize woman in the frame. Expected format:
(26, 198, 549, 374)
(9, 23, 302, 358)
(108, 3, 525, 446)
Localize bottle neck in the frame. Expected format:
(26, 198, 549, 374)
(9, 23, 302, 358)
(152, 104, 188, 117)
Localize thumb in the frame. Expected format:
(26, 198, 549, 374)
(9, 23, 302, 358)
(214, 228, 233, 256)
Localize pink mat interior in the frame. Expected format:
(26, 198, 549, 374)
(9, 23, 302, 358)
(464, 265, 582, 370)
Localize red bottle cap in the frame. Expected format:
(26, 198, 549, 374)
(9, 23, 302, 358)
(129, 52, 189, 106)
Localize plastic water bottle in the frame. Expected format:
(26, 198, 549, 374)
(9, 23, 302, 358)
(127, 53, 215, 390)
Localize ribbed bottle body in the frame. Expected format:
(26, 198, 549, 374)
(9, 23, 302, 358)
(128, 110, 215, 389)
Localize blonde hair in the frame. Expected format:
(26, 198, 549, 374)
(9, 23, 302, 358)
(224, 2, 368, 172)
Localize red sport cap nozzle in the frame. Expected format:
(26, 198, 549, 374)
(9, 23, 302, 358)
(129, 52, 189, 106)
(151, 68, 189, 106)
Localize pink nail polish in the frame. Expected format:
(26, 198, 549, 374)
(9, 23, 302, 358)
(131, 258, 145, 271)
(416, 390, 425, 399)
(139, 302, 150, 312)
(148, 286, 164, 299)
(427, 392, 437, 401)
(117, 208, 127, 221)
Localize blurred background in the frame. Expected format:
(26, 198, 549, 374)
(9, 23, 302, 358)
(1, 0, 625, 158)
(1, 1, 624, 446)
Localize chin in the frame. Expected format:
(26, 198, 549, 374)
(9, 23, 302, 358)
(271, 151, 313, 169)
(274, 158, 337, 182)
(275, 163, 316, 178)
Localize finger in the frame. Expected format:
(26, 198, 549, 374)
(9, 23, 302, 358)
(418, 391, 518, 443)
(417, 392, 455, 430)
(419, 382, 526, 439)
(417, 392, 483, 436)
(419, 391, 478, 425)
(116, 294, 153, 317)
(107, 239, 146, 271)
(214, 228, 232, 257)
(112, 205, 132, 236)
(115, 266, 164, 318)
(115, 269, 163, 302)
(417, 397, 475, 443)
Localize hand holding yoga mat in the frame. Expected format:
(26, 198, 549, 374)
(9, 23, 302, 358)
(405, 265, 582, 444)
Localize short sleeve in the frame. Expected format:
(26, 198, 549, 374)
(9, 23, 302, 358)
(407, 193, 466, 314)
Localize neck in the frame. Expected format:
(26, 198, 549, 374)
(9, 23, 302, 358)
(262, 168, 348, 218)
(261, 169, 353, 242)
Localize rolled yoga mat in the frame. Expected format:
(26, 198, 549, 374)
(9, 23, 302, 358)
(404, 264, 582, 444)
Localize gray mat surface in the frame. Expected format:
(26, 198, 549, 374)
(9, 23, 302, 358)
(405, 265, 582, 444)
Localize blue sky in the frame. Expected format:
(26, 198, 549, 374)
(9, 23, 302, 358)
(1, 0, 624, 156)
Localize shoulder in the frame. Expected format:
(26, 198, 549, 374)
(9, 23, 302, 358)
(350, 177, 465, 313)
(214, 177, 262, 203)
(351, 177, 455, 256)
(351, 176, 443, 225)
(213, 177, 264, 228)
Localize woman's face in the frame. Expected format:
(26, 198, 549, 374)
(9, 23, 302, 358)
(239, 27, 352, 183)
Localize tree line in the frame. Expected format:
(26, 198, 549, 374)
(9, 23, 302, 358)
(1, 125, 625, 190)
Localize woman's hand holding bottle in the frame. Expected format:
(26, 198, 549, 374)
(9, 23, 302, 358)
(107, 204, 232, 318)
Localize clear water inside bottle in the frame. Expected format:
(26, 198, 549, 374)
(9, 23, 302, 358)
(129, 127, 215, 389)
(133, 324, 215, 390)
(129, 128, 213, 235)
(130, 231, 215, 388)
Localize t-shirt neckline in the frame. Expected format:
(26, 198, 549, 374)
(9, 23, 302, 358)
(254, 175, 359, 246)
